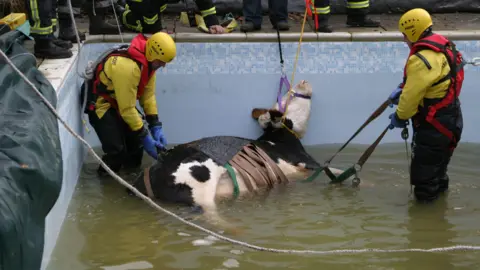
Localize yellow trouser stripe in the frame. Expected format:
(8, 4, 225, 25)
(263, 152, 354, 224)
(29, 0, 42, 33)
(346, 1, 369, 9)
(31, 25, 53, 35)
(160, 4, 167, 13)
(311, 6, 330, 15)
(143, 14, 158, 24)
(122, 5, 143, 32)
(201, 7, 216, 17)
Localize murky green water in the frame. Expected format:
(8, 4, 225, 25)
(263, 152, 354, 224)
(47, 143, 480, 270)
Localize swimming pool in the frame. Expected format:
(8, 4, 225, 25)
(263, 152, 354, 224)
(41, 33, 480, 269)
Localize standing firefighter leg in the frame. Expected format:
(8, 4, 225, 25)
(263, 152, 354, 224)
(85, 0, 123, 35)
(57, 0, 87, 43)
(268, 0, 289, 30)
(312, 0, 332, 33)
(24, 0, 73, 59)
(410, 102, 463, 203)
(121, 0, 166, 33)
(345, 0, 379, 27)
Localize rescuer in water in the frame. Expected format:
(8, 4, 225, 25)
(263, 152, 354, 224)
(82, 32, 175, 177)
(388, 8, 464, 203)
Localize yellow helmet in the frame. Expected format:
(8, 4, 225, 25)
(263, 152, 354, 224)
(398, 8, 433, 43)
(145, 32, 177, 63)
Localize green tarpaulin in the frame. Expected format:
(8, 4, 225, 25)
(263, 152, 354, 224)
(0, 30, 63, 270)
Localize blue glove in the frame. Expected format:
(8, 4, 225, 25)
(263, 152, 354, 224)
(388, 113, 408, 130)
(142, 133, 162, 159)
(388, 87, 402, 107)
(150, 125, 167, 149)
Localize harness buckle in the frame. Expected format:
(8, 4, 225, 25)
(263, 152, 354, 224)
(352, 163, 362, 187)
(469, 57, 480, 66)
(401, 127, 409, 140)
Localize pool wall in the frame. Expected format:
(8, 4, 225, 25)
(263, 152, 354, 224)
(41, 33, 480, 269)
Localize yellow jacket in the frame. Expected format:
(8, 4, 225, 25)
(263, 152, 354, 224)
(94, 55, 158, 132)
(396, 49, 451, 120)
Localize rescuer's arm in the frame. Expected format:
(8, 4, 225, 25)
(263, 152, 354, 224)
(139, 74, 160, 126)
(109, 57, 145, 131)
(396, 52, 444, 120)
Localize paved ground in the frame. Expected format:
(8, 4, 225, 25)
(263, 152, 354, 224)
(75, 12, 480, 34)
(25, 12, 480, 67)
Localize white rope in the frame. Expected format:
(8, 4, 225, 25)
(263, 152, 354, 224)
(2, 1, 480, 256)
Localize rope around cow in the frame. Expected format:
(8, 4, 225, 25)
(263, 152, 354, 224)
(3, 0, 480, 256)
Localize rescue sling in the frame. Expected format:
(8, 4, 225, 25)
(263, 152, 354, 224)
(400, 33, 465, 149)
(81, 34, 155, 114)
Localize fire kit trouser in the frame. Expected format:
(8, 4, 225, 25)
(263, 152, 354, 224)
(122, 0, 218, 33)
(88, 107, 144, 174)
(25, 0, 55, 40)
(410, 103, 463, 203)
(312, 0, 370, 17)
(242, 0, 288, 27)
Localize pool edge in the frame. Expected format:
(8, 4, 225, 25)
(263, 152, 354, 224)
(83, 30, 480, 44)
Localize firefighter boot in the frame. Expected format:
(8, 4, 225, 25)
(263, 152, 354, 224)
(346, 9, 380, 27)
(34, 37, 73, 59)
(58, 13, 86, 43)
(315, 14, 332, 33)
(87, 6, 122, 35)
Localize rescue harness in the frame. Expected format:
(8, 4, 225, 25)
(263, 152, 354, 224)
(400, 33, 465, 151)
(81, 34, 155, 115)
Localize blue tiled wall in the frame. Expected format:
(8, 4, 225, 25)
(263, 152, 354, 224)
(82, 41, 480, 75)
(80, 41, 480, 146)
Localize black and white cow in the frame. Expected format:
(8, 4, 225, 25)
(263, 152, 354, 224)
(130, 80, 351, 230)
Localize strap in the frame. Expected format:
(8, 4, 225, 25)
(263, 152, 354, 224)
(300, 167, 324, 183)
(143, 167, 155, 199)
(224, 163, 240, 198)
(324, 99, 391, 164)
(327, 125, 390, 184)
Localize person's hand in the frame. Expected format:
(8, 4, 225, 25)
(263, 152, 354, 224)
(150, 125, 167, 148)
(209, 25, 226, 34)
(142, 133, 162, 159)
(388, 87, 402, 107)
(388, 113, 408, 130)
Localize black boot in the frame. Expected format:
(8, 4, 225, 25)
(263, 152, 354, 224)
(87, 5, 123, 35)
(314, 14, 332, 33)
(58, 13, 86, 43)
(33, 37, 73, 59)
(272, 20, 290, 31)
(346, 9, 380, 27)
(240, 21, 261, 32)
(52, 36, 73, 49)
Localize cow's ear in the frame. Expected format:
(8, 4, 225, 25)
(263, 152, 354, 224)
(251, 108, 269, 119)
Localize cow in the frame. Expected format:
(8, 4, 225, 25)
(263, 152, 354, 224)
(129, 80, 353, 232)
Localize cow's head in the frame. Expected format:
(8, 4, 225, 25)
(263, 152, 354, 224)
(252, 80, 313, 139)
(251, 80, 320, 174)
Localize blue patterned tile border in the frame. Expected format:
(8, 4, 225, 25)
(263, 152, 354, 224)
(80, 41, 480, 76)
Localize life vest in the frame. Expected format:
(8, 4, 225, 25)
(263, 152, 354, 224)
(399, 33, 465, 149)
(86, 34, 156, 113)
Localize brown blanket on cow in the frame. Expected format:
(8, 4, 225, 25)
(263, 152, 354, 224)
(228, 143, 289, 192)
